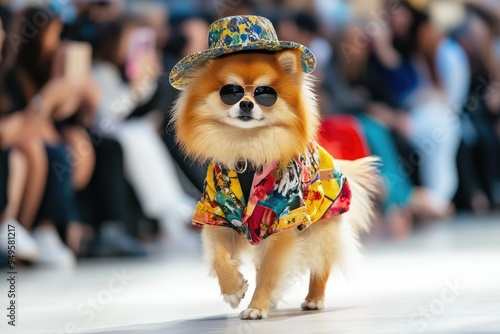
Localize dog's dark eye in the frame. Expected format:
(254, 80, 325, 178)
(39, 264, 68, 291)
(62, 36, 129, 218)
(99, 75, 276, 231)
(219, 85, 245, 105)
(254, 86, 278, 107)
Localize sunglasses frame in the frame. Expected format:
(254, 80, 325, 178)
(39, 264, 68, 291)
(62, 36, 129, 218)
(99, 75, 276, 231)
(218, 84, 280, 108)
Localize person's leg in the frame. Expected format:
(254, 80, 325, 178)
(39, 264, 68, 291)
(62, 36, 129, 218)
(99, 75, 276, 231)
(3, 149, 28, 221)
(74, 135, 150, 257)
(115, 119, 197, 246)
(90, 137, 141, 236)
(0, 150, 10, 218)
(61, 126, 95, 190)
(409, 101, 462, 212)
(0, 149, 39, 262)
(453, 140, 488, 212)
(17, 136, 48, 229)
(32, 144, 78, 266)
(470, 110, 500, 206)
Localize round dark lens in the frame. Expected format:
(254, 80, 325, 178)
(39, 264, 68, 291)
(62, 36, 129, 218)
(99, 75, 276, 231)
(219, 85, 244, 105)
(254, 86, 278, 107)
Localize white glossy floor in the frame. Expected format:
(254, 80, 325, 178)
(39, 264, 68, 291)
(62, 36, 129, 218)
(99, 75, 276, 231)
(2, 214, 500, 334)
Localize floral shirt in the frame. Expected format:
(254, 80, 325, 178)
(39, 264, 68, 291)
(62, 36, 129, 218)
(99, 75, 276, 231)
(192, 141, 351, 244)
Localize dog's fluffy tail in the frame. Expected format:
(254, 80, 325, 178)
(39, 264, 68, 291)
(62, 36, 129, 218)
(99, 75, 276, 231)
(336, 156, 381, 236)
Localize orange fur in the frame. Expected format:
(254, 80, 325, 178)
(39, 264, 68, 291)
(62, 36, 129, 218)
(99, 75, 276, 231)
(172, 49, 380, 319)
(172, 50, 318, 169)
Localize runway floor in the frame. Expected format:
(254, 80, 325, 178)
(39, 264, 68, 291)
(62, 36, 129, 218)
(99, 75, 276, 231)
(2, 214, 500, 334)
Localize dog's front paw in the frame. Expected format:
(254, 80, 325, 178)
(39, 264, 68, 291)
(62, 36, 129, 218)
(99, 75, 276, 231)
(239, 308, 269, 320)
(222, 280, 248, 309)
(301, 299, 324, 311)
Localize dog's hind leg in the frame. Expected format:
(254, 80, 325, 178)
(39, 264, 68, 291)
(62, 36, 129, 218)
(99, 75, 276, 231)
(301, 261, 331, 310)
(300, 217, 358, 311)
(202, 225, 249, 309)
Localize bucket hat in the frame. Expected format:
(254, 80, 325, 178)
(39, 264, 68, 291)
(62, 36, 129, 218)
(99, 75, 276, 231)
(169, 15, 316, 90)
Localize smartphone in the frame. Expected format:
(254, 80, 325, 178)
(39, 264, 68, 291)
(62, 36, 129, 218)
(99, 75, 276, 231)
(125, 27, 157, 81)
(350, 0, 381, 17)
(63, 42, 92, 86)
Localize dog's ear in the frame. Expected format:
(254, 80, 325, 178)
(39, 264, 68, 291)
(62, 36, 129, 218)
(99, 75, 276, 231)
(276, 49, 301, 74)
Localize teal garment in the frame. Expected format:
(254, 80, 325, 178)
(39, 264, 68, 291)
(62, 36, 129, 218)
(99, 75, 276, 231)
(356, 114, 412, 210)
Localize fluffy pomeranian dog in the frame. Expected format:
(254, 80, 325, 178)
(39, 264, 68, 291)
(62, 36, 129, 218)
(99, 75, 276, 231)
(171, 44, 379, 319)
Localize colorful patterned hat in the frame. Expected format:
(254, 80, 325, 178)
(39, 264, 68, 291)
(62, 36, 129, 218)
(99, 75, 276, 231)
(169, 15, 317, 90)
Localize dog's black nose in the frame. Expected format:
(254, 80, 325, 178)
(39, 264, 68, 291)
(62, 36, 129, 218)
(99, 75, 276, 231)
(239, 100, 254, 113)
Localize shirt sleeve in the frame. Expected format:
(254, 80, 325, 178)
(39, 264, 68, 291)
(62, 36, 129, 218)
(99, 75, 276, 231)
(192, 163, 229, 226)
(314, 145, 351, 220)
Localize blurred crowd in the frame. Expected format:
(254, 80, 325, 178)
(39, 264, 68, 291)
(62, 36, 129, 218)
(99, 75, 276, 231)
(0, 0, 499, 268)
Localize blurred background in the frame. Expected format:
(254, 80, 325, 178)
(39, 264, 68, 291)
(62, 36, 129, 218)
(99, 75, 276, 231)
(0, 0, 500, 264)
(0, 0, 499, 332)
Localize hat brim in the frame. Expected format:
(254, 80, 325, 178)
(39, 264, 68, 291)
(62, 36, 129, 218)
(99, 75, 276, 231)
(169, 40, 316, 90)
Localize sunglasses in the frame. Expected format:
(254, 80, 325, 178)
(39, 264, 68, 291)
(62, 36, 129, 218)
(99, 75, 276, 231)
(219, 85, 279, 107)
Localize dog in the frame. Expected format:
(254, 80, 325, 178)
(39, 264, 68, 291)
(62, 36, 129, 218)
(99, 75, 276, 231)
(169, 16, 380, 320)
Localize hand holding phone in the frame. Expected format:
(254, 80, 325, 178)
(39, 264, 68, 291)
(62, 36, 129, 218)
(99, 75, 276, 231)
(63, 42, 93, 87)
(125, 27, 157, 82)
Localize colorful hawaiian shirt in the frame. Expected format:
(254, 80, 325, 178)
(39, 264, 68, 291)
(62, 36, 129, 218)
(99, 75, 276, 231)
(192, 141, 351, 244)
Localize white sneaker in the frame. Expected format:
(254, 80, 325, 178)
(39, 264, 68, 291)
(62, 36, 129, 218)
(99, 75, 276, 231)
(32, 226, 76, 269)
(0, 219, 39, 263)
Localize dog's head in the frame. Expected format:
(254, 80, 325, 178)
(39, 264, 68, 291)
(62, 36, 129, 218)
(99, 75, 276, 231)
(171, 49, 319, 168)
